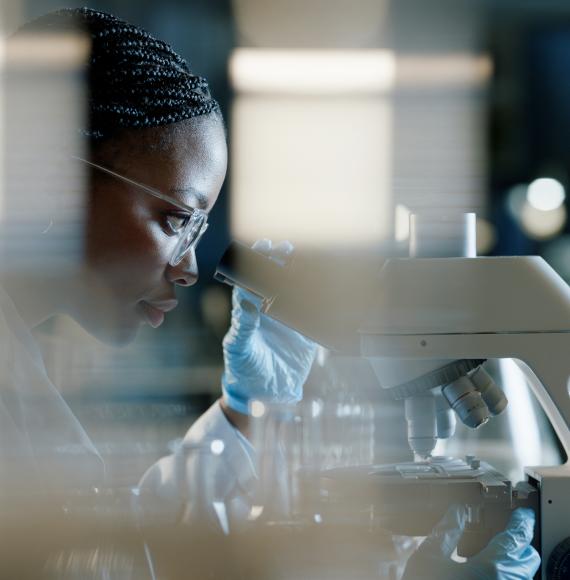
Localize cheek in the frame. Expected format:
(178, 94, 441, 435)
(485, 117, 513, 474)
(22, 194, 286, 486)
(87, 208, 174, 288)
(123, 223, 173, 274)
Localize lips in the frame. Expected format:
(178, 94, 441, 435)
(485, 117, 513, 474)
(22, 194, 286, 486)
(138, 299, 178, 328)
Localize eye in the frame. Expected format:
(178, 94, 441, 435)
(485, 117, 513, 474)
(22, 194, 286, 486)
(164, 213, 190, 234)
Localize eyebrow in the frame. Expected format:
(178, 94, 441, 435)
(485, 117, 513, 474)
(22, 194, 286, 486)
(73, 156, 205, 214)
(169, 188, 210, 210)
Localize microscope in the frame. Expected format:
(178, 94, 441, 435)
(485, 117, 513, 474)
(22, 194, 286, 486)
(215, 212, 570, 579)
(358, 212, 570, 578)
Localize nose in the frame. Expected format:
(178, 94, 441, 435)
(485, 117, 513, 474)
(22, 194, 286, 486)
(166, 248, 199, 287)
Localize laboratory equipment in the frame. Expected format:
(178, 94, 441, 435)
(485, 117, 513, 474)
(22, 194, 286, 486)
(215, 212, 570, 578)
(358, 214, 570, 577)
(303, 456, 539, 557)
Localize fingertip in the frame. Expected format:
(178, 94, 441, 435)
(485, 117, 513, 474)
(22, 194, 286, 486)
(233, 287, 263, 312)
(508, 508, 536, 537)
(511, 507, 535, 525)
(252, 239, 272, 255)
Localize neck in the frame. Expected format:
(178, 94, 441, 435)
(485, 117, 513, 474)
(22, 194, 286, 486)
(0, 272, 74, 328)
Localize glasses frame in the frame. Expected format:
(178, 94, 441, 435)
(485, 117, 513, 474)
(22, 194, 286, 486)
(73, 156, 209, 266)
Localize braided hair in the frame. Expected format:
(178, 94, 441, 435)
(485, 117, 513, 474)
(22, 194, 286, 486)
(20, 7, 221, 142)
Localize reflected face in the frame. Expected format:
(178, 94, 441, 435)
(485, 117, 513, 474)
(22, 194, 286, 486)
(76, 116, 227, 345)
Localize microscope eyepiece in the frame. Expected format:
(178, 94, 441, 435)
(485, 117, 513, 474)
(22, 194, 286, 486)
(470, 366, 508, 416)
(442, 376, 490, 429)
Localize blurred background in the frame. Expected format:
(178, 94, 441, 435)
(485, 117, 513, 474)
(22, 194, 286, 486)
(0, 0, 568, 487)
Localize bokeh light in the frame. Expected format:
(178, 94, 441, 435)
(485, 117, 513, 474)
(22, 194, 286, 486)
(250, 400, 266, 418)
(520, 203, 567, 240)
(210, 439, 225, 455)
(527, 177, 566, 212)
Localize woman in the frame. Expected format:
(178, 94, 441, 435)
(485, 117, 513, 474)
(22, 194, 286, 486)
(0, 7, 314, 499)
(0, 8, 538, 579)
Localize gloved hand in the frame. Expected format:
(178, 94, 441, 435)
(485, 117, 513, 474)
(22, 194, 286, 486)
(221, 239, 317, 415)
(403, 506, 540, 580)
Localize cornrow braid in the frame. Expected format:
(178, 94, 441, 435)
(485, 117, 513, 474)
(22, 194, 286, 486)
(20, 7, 221, 141)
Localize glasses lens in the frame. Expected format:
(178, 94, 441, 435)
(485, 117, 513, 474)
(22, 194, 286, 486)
(171, 212, 208, 266)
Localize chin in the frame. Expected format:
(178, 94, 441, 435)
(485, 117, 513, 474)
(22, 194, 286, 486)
(80, 314, 142, 347)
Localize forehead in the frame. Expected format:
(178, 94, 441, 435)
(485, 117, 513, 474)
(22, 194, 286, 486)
(101, 117, 227, 211)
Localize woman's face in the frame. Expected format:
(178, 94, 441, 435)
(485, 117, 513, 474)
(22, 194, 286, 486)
(77, 116, 227, 345)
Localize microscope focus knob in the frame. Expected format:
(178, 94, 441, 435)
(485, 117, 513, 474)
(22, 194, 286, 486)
(547, 537, 570, 580)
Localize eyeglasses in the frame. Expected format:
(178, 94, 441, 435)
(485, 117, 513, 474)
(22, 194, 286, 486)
(73, 156, 209, 266)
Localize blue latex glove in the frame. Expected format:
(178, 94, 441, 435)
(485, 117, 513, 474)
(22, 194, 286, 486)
(403, 506, 540, 580)
(221, 239, 317, 415)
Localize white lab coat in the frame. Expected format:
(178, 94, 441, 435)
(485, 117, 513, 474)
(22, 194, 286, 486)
(138, 401, 258, 532)
(0, 285, 104, 491)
